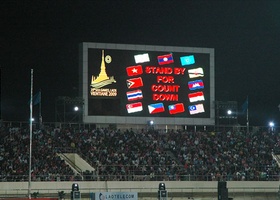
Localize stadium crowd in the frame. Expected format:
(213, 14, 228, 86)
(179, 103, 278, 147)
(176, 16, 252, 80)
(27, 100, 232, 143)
(0, 124, 279, 182)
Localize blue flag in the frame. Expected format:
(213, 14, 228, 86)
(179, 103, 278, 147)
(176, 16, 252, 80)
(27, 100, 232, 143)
(180, 55, 195, 66)
(242, 97, 248, 113)
(29, 91, 41, 105)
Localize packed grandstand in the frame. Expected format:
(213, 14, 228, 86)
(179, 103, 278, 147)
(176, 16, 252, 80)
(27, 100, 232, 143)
(0, 123, 279, 182)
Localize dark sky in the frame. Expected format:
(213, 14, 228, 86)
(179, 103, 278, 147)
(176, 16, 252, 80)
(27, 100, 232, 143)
(1, 0, 280, 126)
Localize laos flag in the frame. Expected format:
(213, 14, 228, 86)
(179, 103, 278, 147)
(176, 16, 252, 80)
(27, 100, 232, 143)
(157, 53, 174, 65)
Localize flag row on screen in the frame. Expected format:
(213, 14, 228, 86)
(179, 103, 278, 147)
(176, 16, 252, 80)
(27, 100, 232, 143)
(126, 65, 204, 79)
(134, 53, 197, 67)
(126, 102, 204, 115)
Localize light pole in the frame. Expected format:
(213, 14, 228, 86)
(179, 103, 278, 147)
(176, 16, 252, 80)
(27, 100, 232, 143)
(269, 121, 275, 133)
(73, 106, 80, 123)
(227, 110, 232, 126)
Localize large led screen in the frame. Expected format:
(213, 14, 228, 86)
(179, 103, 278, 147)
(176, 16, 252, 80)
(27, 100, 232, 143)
(80, 43, 215, 125)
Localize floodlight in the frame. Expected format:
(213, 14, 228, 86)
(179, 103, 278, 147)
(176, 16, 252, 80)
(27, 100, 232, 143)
(269, 122, 275, 128)
(159, 183, 166, 190)
(72, 183, 79, 191)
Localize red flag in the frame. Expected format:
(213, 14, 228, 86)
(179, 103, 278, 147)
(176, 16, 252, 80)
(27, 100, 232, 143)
(127, 77, 143, 89)
(126, 65, 143, 76)
(188, 92, 205, 102)
(126, 102, 143, 113)
(168, 103, 185, 114)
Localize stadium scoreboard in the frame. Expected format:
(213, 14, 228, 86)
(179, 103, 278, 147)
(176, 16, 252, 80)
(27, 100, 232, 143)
(79, 43, 215, 125)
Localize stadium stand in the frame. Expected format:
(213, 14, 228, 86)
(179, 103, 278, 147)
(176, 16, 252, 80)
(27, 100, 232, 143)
(0, 124, 279, 182)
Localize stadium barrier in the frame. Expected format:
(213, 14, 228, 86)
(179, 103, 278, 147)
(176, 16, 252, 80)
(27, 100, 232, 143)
(0, 181, 279, 199)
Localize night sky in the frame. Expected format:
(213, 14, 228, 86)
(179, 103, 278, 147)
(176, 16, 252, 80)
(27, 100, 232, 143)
(1, 0, 280, 126)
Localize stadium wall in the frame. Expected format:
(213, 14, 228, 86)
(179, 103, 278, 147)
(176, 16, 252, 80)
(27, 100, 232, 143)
(0, 181, 279, 197)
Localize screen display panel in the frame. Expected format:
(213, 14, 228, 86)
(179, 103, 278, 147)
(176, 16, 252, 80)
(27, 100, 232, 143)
(80, 43, 215, 125)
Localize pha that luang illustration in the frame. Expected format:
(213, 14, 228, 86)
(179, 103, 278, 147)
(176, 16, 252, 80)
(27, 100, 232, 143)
(91, 50, 116, 88)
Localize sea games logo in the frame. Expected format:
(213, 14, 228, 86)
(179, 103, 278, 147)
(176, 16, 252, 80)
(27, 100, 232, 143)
(90, 50, 117, 97)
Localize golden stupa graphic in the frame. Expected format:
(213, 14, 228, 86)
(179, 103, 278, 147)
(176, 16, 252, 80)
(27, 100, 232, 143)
(90, 50, 116, 88)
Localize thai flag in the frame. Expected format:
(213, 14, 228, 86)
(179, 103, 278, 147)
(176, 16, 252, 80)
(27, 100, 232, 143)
(188, 104, 205, 115)
(126, 89, 143, 101)
(180, 55, 195, 66)
(168, 103, 185, 114)
(126, 102, 143, 113)
(188, 80, 204, 90)
(188, 92, 205, 102)
(148, 103, 165, 114)
(157, 53, 174, 65)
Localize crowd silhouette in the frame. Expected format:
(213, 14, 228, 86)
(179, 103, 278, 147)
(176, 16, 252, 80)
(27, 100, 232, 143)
(0, 124, 279, 182)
